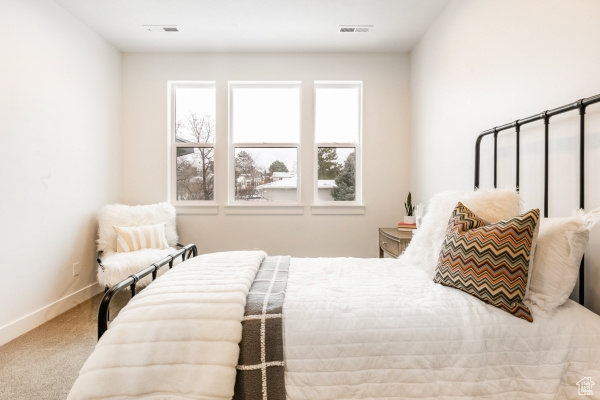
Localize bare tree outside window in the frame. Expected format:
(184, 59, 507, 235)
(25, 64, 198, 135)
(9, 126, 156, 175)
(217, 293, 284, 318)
(234, 150, 260, 200)
(175, 113, 215, 200)
(171, 83, 216, 203)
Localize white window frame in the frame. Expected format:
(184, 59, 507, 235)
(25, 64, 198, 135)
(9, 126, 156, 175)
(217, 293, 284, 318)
(167, 81, 218, 213)
(227, 81, 302, 211)
(313, 81, 363, 208)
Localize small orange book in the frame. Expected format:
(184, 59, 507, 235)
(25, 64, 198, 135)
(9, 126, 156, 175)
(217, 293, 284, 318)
(398, 222, 417, 231)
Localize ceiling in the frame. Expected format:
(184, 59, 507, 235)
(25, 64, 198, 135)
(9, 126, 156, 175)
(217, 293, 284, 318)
(53, 0, 450, 53)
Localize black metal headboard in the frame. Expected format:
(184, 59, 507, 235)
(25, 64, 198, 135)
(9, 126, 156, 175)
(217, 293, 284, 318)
(474, 93, 600, 306)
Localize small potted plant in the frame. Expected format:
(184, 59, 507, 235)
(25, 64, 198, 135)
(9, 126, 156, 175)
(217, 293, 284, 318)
(404, 192, 416, 224)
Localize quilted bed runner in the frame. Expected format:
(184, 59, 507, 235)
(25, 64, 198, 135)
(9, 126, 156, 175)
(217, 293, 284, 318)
(68, 251, 267, 400)
(234, 255, 290, 400)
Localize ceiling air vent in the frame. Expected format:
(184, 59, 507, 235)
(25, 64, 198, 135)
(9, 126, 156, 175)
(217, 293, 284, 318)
(339, 25, 373, 33)
(143, 25, 179, 32)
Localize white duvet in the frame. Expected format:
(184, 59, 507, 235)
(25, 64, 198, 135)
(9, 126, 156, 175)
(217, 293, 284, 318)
(283, 257, 600, 400)
(68, 251, 267, 400)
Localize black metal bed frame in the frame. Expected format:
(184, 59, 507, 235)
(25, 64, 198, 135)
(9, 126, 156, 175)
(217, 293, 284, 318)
(97, 243, 198, 339)
(474, 93, 600, 307)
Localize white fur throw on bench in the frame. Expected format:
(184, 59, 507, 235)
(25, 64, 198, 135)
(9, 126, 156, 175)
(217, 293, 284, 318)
(96, 202, 180, 288)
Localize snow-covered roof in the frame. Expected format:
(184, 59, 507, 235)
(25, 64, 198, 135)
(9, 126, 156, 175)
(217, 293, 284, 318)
(257, 178, 336, 190)
(256, 177, 297, 190)
(272, 172, 295, 179)
(318, 180, 336, 189)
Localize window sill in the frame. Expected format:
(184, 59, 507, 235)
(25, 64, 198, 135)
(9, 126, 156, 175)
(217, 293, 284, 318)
(174, 204, 365, 215)
(175, 204, 219, 215)
(311, 204, 366, 215)
(224, 205, 304, 215)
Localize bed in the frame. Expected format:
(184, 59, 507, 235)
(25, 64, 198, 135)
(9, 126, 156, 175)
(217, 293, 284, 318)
(68, 95, 600, 400)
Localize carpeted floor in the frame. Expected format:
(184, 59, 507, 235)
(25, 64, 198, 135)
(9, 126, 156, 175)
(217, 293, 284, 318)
(0, 291, 129, 400)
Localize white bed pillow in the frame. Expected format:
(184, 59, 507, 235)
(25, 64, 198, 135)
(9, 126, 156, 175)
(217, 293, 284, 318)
(527, 209, 600, 313)
(401, 188, 522, 278)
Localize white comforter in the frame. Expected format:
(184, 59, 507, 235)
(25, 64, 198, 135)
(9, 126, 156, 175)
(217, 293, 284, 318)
(68, 250, 266, 400)
(284, 257, 600, 400)
(70, 252, 600, 400)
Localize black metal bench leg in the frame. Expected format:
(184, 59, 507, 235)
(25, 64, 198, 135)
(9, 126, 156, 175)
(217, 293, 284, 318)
(104, 287, 110, 321)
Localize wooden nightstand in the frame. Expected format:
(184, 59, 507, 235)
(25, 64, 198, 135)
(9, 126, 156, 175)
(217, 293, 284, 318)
(379, 228, 413, 258)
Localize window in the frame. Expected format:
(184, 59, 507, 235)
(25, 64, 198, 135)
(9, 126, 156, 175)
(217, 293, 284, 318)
(314, 82, 362, 204)
(229, 82, 301, 204)
(167, 80, 362, 214)
(169, 82, 216, 205)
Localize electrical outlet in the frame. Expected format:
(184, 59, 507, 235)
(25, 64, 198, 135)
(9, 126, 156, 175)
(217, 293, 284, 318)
(73, 262, 80, 277)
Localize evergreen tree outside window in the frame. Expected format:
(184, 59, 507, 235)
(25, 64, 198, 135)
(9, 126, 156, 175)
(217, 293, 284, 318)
(314, 82, 362, 203)
(331, 150, 356, 201)
(269, 160, 289, 173)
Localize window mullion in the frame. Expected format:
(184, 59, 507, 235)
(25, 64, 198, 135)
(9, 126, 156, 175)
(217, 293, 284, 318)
(315, 142, 355, 148)
(233, 142, 299, 148)
(175, 143, 215, 148)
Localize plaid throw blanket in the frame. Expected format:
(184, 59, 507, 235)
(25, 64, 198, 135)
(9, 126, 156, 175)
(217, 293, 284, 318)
(234, 256, 290, 400)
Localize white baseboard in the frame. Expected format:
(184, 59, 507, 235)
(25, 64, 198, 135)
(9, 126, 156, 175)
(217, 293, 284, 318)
(0, 282, 103, 347)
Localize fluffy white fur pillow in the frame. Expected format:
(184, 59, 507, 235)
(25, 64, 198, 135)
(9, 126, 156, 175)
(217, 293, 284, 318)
(526, 209, 600, 313)
(402, 188, 522, 278)
(97, 203, 178, 253)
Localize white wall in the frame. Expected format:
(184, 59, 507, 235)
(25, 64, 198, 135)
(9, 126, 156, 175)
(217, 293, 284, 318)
(121, 53, 410, 257)
(410, 0, 600, 313)
(0, 0, 121, 345)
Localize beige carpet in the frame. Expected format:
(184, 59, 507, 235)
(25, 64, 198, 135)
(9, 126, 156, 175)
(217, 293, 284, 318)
(0, 290, 129, 400)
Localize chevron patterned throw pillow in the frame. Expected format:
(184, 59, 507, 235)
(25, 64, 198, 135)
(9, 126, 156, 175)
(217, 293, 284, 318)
(434, 202, 540, 322)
